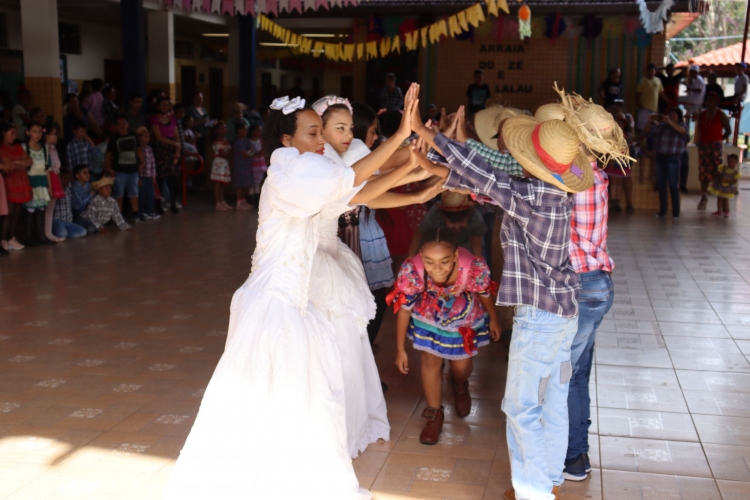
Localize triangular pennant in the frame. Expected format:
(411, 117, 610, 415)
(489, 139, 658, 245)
(257, 0, 266, 14)
(405, 31, 415, 51)
(356, 43, 364, 59)
(266, 0, 278, 15)
(344, 44, 355, 61)
(203, 0, 212, 12)
(391, 35, 400, 53)
(315, 0, 329, 10)
(222, 0, 234, 14)
(380, 36, 391, 56)
(487, 0, 498, 17)
(234, 0, 244, 14)
(289, 0, 302, 13)
(468, 4, 485, 27)
(498, 0, 510, 15)
(458, 11, 469, 31)
(244, 0, 254, 14)
(313, 41, 323, 57)
(279, 0, 289, 13)
(420, 27, 428, 48)
(304, 0, 316, 11)
(437, 19, 448, 39)
(366, 41, 378, 60)
(449, 15, 460, 37)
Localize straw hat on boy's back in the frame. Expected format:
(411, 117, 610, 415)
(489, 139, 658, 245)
(502, 116, 593, 193)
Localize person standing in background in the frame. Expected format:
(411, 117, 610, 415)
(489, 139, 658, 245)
(465, 69, 491, 116)
(636, 64, 670, 132)
(82, 78, 105, 128)
(288, 77, 305, 100)
(721, 62, 748, 114)
(379, 73, 404, 111)
(695, 93, 731, 210)
(679, 65, 706, 120)
(658, 64, 682, 114)
(599, 67, 623, 108)
(187, 92, 210, 159)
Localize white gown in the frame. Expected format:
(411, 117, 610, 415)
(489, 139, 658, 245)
(162, 148, 371, 500)
(314, 142, 390, 459)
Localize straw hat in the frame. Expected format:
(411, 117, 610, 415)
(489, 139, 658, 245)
(502, 116, 593, 193)
(91, 176, 114, 193)
(475, 106, 530, 150)
(549, 83, 633, 167)
(436, 192, 476, 212)
(534, 103, 565, 122)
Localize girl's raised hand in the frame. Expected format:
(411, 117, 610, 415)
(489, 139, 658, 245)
(397, 83, 420, 139)
(395, 350, 409, 375)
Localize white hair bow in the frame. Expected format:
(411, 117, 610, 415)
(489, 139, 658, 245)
(270, 96, 306, 115)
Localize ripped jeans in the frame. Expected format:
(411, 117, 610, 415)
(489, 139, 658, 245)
(503, 305, 578, 500)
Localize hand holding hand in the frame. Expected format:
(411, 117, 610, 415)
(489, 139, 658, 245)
(397, 83, 420, 139)
(489, 318, 502, 342)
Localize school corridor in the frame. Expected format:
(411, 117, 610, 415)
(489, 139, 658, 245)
(1, 188, 750, 500)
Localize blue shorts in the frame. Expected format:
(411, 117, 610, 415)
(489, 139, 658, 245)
(113, 171, 139, 198)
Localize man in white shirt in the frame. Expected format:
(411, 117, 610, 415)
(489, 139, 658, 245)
(721, 62, 748, 115)
(679, 64, 706, 118)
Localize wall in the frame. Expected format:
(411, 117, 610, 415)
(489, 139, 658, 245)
(60, 17, 121, 82)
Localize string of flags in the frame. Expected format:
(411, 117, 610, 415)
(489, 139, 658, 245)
(157, 0, 361, 16)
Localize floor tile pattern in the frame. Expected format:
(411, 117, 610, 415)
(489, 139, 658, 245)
(0, 190, 749, 499)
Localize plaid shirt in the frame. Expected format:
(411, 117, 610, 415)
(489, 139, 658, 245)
(466, 139, 525, 177)
(570, 167, 615, 274)
(140, 145, 156, 178)
(80, 195, 131, 231)
(379, 87, 404, 110)
(70, 181, 93, 215)
(648, 122, 689, 156)
(66, 139, 97, 169)
(435, 133, 579, 318)
(54, 185, 74, 223)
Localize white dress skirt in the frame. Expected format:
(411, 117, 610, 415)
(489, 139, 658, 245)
(162, 148, 371, 500)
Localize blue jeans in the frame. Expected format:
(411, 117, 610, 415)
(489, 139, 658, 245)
(73, 216, 97, 235)
(503, 306, 578, 500)
(656, 154, 681, 216)
(566, 271, 614, 461)
(113, 171, 139, 199)
(52, 219, 87, 238)
(139, 176, 155, 215)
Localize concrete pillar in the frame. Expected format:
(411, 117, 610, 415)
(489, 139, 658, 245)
(228, 21, 240, 105)
(20, 0, 64, 128)
(147, 10, 176, 101)
(239, 15, 257, 109)
(121, 0, 146, 106)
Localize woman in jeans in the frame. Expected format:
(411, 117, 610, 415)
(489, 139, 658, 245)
(150, 97, 182, 214)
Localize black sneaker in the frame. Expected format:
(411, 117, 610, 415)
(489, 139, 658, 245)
(563, 454, 587, 481)
(583, 452, 592, 473)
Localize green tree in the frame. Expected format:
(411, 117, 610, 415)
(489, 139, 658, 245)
(669, 0, 748, 62)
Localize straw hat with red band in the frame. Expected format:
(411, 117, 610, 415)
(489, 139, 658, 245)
(502, 116, 593, 193)
(435, 192, 476, 212)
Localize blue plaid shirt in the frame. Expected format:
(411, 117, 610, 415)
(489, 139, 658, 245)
(435, 133, 580, 318)
(54, 185, 74, 222)
(66, 139, 97, 169)
(648, 123, 689, 156)
(70, 181, 93, 216)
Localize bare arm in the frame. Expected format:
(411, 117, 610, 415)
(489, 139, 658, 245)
(478, 293, 501, 341)
(720, 112, 732, 141)
(366, 180, 444, 209)
(350, 83, 420, 186)
(137, 147, 146, 176)
(470, 236, 483, 258)
(151, 122, 181, 149)
(350, 158, 418, 205)
(375, 146, 411, 174)
(395, 307, 412, 374)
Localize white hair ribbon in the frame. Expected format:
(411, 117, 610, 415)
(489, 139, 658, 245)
(270, 96, 306, 115)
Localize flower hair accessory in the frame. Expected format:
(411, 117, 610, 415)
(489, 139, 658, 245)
(270, 96, 306, 115)
(312, 95, 353, 117)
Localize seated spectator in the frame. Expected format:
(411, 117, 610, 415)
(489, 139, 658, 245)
(704, 72, 724, 104)
(721, 62, 748, 114)
(182, 116, 199, 154)
(105, 114, 139, 219)
(52, 168, 87, 239)
(409, 192, 486, 257)
(70, 164, 93, 217)
(67, 121, 98, 169)
(77, 177, 132, 233)
(678, 65, 706, 119)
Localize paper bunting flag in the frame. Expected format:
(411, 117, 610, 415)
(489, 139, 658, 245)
(279, 0, 289, 13)
(244, 0, 254, 14)
(344, 0, 358, 6)
(380, 37, 391, 56)
(458, 11, 469, 32)
(344, 44, 355, 61)
(266, 0, 278, 15)
(487, 0, 498, 17)
(303, 0, 316, 11)
(203, 0, 211, 12)
(257, 0, 266, 14)
(420, 27, 428, 48)
(498, 0, 509, 15)
(288, 0, 302, 13)
(449, 15, 460, 37)
(366, 41, 378, 59)
(357, 43, 364, 59)
(404, 31, 416, 51)
(163, 0, 173, 7)
(437, 19, 448, 39)
(222, 0, 234, 13)
(312, 41, 323, 57)
(315, 0, 329, 10)
(466, 4, 485, 28)
(391, 35, 400, 53)
(192, 0, 202, 11)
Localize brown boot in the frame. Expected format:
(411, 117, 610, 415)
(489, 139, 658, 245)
(503, 486, 559, 500)
(452, 380, 472, 417)
(419, 406, 444, 445)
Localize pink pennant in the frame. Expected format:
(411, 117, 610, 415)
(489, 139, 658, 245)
(222, 0, 234, 13)
(315, 0, 329, 10)
(266, 0, 278, 15)
(203, 0, 211, 12)
(289, 0, 302, 13)
(245, 0, 255, 15)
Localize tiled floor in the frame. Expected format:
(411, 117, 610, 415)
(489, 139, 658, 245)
(1, 188, 750, 499)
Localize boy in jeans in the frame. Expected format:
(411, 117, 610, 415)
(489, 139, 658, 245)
(104, 114, 139, 220)
(78, 177, 132, 233)
(411, 102, 591, 500)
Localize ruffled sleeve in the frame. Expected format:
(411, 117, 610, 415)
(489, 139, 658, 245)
(264, 148, 355, 218)
(341, 139, 371, 167)
(466, 257, 492, 296)
(386, 259, 424, 312)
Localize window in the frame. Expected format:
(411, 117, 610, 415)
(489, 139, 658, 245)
(175, 40, 194, 60)
(59, 23, 81, 55)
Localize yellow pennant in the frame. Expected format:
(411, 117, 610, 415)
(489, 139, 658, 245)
(448, 15, 460, 37)
(380, 36, 391, 56)
(437, 19, 448, 39)
(420, 27, 428, 48)
(391, 35, 401, 54)
(487, 0, 498, 17)
(357, 43, 364, 59)
(313, 41, 323, 58)
(458, 10, 469, 32)
(366, 41, 378, 60)
(467, 4, 485, 27)
(344, 44, 355, 61)
(498, 0, 510, 14)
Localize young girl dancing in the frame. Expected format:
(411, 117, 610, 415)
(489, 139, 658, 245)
(210, 121, 232, 212)
(390, 228, 500, 444)
(163, 89, 419, 500)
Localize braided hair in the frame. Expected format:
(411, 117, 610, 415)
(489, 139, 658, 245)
(25, 121, 48, 170)
(261, 106, 309, 164)
(418, 227, 460, 291)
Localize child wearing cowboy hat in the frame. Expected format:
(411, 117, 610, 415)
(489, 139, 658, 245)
(410, 101, 593, 500)
(78, 177, 132, 233)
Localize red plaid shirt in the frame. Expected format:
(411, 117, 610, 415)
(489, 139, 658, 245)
(569, 166, 615, 274)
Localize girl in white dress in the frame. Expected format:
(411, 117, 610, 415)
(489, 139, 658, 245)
(162, 91, 420, 500)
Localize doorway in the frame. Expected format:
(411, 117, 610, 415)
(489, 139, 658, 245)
(181, 65, 196, 106)
(209, 68, 224, 119)
(340, 76, 353, 101)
